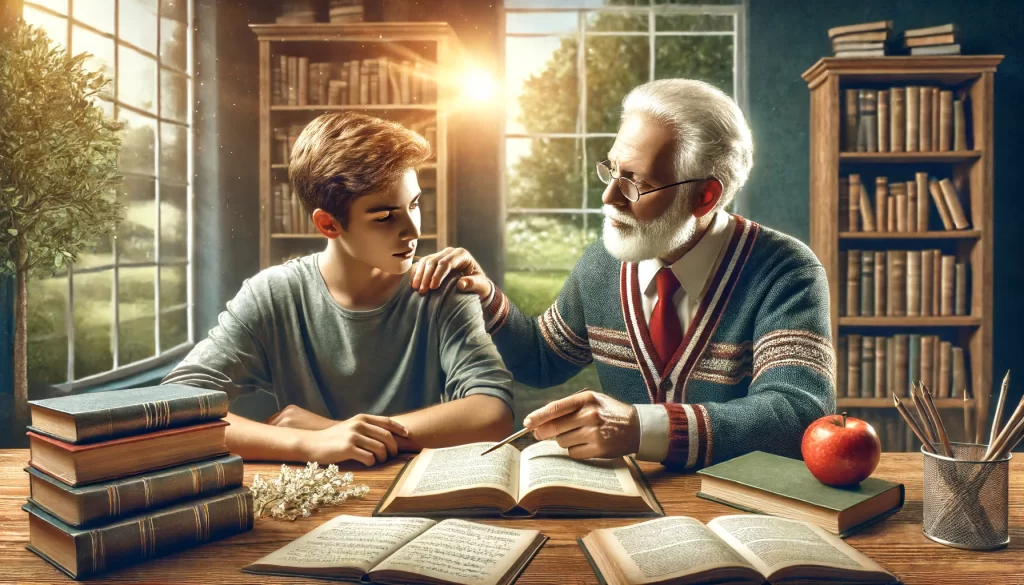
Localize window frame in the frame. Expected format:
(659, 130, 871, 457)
(22, 0, 194, 391)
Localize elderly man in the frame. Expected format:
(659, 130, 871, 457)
(413, 78, 836, 471)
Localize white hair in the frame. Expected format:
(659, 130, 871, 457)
(621, 79, 753, 210)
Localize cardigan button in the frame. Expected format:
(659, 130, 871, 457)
(660, 379, 672, 393)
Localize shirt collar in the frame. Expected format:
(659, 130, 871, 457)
(637, 210, 734, 299)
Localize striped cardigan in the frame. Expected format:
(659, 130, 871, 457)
(485, 215, 836, 471)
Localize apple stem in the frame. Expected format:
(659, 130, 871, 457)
(842, 412, 848, 427)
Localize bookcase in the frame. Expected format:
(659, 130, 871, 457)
(802, 56, 1003, 451)
(249, 23, 462, 269)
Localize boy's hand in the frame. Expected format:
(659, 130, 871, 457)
(265, 404, 335, 431)
(411, 247, 492, 299)
(523, 390, 641, 460)
(300, 414, 410, 466)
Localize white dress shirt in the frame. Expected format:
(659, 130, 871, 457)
(633, 210, 736, 461)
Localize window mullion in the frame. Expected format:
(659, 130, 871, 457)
(111, 0, 120, 370)
(154, 0, 163, 355)
(578, 10, 587, 236)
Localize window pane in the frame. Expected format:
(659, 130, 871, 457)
(506, 36, 578, 135)
(118, 176, 156, 262)
(585, 10, 648, 32)
(118, 266, 156, 364)
(28, 0, 68, 14)
(506, 137, 583, 210)
(160, 308, 188, 350)
(654, 35, 734, 96)
(505, 11, 577, 35)
(73, 270, 113, 378)
(161, 69, 188, 122)
(585, 36, 649, 133)
(118, 109, 156, 175)
(159, 265, 186, 309)
(160, 14, 187, 71)
(27, 276, 68, 386)
(160, 122, 188, 183)
(585, 136, 616, 209)
(76, 232, 114, 269)
(23, 6, 67, 46)
(161, 0, 187, 22)
(119, 0, 158, 54)
(656, 13, 733, 32)
(505, 213, 598, 273)
(72, 25, 114, 95)
(73, 0, 114, 35)
(160, 184, 187, 262)
(118, 44, 157, 114)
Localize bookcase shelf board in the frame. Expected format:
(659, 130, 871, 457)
(838, 317, 981, 327)
(840, 231, 981, 240)
(839, 151, 981, 163)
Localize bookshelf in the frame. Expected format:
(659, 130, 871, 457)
(250, 23, 463, 269)
(803, 56, 1003, 451)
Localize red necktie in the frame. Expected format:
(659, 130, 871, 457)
(650, 267, 683, 369)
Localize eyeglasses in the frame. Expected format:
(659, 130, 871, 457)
(596, 159, 709, 202)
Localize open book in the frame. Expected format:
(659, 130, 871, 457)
(374, 440, 662, 517)
(242, 515, 546, 585)
(579, 515, 900, 585)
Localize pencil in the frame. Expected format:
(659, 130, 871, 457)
(894, 394, 937, 454)
(911, 384, 938, 445)
(480, 388, 589, 456)
(988, 370, 1010, 451)
(921, 383, 953, 458)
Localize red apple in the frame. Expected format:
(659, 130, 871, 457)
(801, 412, 881, 486)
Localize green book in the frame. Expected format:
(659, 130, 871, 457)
(696, 451, 904, 538)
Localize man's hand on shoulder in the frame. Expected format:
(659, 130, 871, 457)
(524, 390, 641, 460)
(411, 247, 492, 300)
(298, 413, 409, 467)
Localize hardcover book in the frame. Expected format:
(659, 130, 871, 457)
(696, 451, 904, 538)
(374, 441, 662, 518)
(243, 515, 546, 585)
(578, 515, 899, 585)
(23, 487, 253, 579)
(27, 454, 243, 527)
(28, 385, 228, 444)
(28, 420, 229, 487)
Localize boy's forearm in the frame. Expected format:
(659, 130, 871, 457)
(391, 394, 513, 452)
(224, 412, 312, 462)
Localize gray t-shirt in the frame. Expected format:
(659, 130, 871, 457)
(162, 254, 513, 418)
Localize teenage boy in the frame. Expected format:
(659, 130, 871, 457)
(163, 112, 514, 466)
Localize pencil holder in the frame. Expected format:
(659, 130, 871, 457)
(921, 442, 1010, 551)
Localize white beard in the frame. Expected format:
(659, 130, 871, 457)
(602, 194, 698, 263)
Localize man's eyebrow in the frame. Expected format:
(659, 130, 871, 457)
(609, 156, 650, 181)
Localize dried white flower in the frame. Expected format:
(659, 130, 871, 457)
(250, 462, 370, 521)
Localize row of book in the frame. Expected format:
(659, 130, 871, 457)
(844, 86, 969, 153)
(840, 173, 970, 233)
(276, 0, 364, 24)
(837, 334, 969, 400)
(22, 386, 251, 579)
(273, 55, 436, 107)
(827, 21, 961, 57)
(839, 249, 969, 318)
(273, 120, 438, 165)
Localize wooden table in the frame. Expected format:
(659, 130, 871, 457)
(2, 450, 1024, 584)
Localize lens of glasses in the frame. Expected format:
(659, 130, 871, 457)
(617, 179, 639, 201)
(596, 161, 612, 184)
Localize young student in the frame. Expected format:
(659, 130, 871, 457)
(162, 112, 514, 466)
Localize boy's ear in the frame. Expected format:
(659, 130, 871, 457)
(312, 209, 343, 238)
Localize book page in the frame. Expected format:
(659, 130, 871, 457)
(371, 519, 540, 585)
(400, 442, 519, 498)
(245, 515, 435, 574)
(708, 515, 885, 577)
(596, 517, 757, 584)
(519, 440, 638, 498)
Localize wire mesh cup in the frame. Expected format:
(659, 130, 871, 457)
(922, 442, 1011, 550)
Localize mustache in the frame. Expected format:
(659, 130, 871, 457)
(603, 206, 639, 226)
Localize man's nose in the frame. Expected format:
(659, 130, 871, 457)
(601, 180, 627, 206)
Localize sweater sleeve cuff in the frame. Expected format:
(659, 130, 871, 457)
(482, 280, 511, 334)
(662, 403, 713, 471)
(634, 404, 670, 462)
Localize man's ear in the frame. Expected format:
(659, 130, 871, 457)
(312, 208, 342, 238)
(693, 178, 723, 218)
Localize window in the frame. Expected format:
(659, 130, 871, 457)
(502, 0, 744, 403)
(22, 0, 193, 390)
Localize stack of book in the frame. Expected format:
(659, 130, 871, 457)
(329, 0, 364, 23)
(828, 20, 892, 57)
(843, 86, 969, 153)
(276, 0, 317, 24)
(21, 386, 252, 579)
(905, 24, 960, 56)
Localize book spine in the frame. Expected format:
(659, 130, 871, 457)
(895, 334, 909, 396)
(906, 251, 921, 317)
(886, 336, 896, 398)
(928, 179, 955, 230)
(71, 489, 253, 577)
(909, 334, 922, 387)
(953, 98, 968, 150)
(849, 174, 861, 232)
(921, 335, 935, 393)
(846, 251, 861, 317)
(955, 261, 968, 316)
(875, 335, 887, 398)
(920, 249, 934, 317)
(939, 341, 952, 398)
(931, 87, 940, 152)
(297, 57, 309, 106)
(877, 89, 889, 153)
(890, 87, 906, 152)
(887, 195, 896, 232)
(838, 250, 847, 317)
(952, 347, 966, 397)
(874, 251, 887, 317)
(847, 334, 862, 398)
(860, 251, 874, 316)
(919, 86, 933, 152)
(906, 180, 918, 232)
(72, 392, 229, 444)
(278, 55, 288, 105)
(859, 183, 876, 232)
(906, 86, 920, 152)
(838, 178, 850, 232)
(931, 335, 941, 399)
(837, 336, 848, 398)
(287, 56, 297, 105)
(861, 336, 875, 398)
(938, 178, 970, 229)
(874, 177, 887, 232)
(889, 250, 906, 317)
(866, 90, 878, 152)
(856, 90, 868, 152)
(78, 457, 244, 527)
(939, 90, 954, 151)
(940, 255, 956, 316)
(916, 172, 930, 232)
(932, 250, 942, 316)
